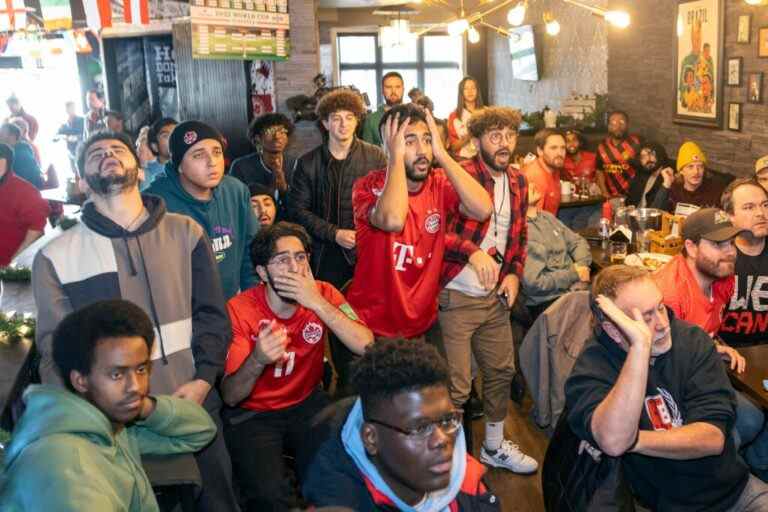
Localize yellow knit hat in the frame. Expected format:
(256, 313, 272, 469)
(677, 141, 707, 171)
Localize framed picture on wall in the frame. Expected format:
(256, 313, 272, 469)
(727, 57, 742, 86)
(728, 103, 741, 131)
(760, 27, 768, 58)
(737, 15, 751, 44)
(747, 72, 763, 104)
(673, 0, 725, 129)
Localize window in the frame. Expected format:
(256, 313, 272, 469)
(336, 32, 464, 119)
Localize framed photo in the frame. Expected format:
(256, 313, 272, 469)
(760, 27, 768, 58)
(673, 0, 725, 129)
(727, 57, 742, 86)
(737, 14, 751, 44)
(728, 103, 741, 131)
(747, 72, 763, 104)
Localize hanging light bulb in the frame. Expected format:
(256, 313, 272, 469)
(543, 12, 560, 36)
(467, 26, 480, 43)
(744, 0, 765, 5)
(507, 1, 526, 26)
(447, 18, 470, 36)
(604, 10, 630, 28)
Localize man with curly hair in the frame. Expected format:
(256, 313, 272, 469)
(230, 112, 296, 219)
(289, 89, 386, 390)
(303, 339, 501, 510)
(346, 103, 492, 343)
(439, 106, 537, 473)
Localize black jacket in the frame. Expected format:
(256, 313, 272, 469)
(302, 406, 501, 512)
(565, 315, 748, 512)
(624, 167, 668, 210)
(287, 137, 386, 274)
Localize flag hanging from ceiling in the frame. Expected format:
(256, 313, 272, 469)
(83, 0, 149, 30)
(40, 0, 73, 30)
(0, 0, 26, 32)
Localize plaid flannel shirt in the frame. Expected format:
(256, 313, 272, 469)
(441, 156, 528, 287)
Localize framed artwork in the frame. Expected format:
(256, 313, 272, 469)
(737, 14, 751, 44)
(673, 0, 725, 129)
(760, 27, 768, 58)
(727, 57, 742, 86)
(747, 72, 763, 104)
(728, 103, 741, 131)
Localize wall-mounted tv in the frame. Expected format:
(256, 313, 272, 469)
(508, 25, 539, 81)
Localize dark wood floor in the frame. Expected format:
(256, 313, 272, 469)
(467, 396, 549, 512)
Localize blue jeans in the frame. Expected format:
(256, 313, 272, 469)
(734, 392, 768, 476)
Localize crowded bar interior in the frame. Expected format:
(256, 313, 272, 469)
(1, 0, 768, 510)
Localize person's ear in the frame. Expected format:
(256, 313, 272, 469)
(362, 423, 379, 457)
(536, 146, 544, 158)
(255, 265, 268, 282)
(70, 369, 89, 394)
(602, 321, 626, 346)
(321, 119, 330, 132)
(683, 239, 698, 259)
(471, 136, 481, 151)
(78, 174, 90, 195)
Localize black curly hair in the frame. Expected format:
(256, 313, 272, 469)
(53, 299, 155, 392)
(352, 339, 450, 419)
(250, 221, 312, 268)
(147, 117, 178, 155)
(247, 112, 295, 142)
(377, 103, 428, 138)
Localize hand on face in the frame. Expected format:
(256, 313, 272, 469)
(596, 294, 653, 350)
(271, 268, 324, 311)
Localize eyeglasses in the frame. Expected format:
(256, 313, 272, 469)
(263, 126, 289, 138)
(366, 411, 463, 441)
(268, 252, 309, 268)
(487, 131, 517, 145)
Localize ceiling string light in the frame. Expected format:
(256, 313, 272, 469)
(415, 0, 629, 44)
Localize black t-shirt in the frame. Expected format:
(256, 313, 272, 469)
(566, 318, 748, 512)
(719, 243, 768, 347)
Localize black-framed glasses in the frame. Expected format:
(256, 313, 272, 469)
(366, 411, 463, 440)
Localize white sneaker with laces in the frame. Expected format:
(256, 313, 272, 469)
(480, 439, 539, 474)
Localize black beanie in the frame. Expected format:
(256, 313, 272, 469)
(169, 121, 225, 169)
(248, 182, 277, 199)
(0, 142, 14, 170)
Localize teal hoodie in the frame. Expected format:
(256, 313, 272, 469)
(147, 166, 259, 299)
(0, 385, 216, 511)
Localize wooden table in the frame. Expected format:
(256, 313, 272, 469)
(729, 344, 768, 409)
(560, 194, 605, 209)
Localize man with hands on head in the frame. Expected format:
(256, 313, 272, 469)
(438, 106, 538, 473)
(346, 103, 493, 342)
(222, 221, 372, 511)
(566, 265, 768, 511)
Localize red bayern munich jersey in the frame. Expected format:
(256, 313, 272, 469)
(346, 168, 460, 338)
(225, 281, 361, 412)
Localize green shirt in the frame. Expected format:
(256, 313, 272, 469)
(361, 106, 386, 147)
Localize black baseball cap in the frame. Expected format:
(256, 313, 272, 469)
(682, 208, 744, 243)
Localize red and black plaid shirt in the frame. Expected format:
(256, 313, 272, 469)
(441, 156, 528, 287)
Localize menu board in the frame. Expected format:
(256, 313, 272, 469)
(190, 0, 290, 61)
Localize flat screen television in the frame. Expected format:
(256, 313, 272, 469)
(508, 25, 539, 81)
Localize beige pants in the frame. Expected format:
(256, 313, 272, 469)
(437, 288, 516, 422)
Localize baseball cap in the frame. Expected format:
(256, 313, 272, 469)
(756, 155, 768, 174)
(682, 208, 743, 243)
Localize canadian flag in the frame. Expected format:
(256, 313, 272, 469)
(84, 0, 148, 30)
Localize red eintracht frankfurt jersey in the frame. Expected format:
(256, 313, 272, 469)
(346, 168, 460, 338)
(225, 281, 361, 412)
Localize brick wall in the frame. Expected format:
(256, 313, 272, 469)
(607, 0, 767, 177)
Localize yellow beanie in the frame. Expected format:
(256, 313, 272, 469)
(677, 141, 707, 171)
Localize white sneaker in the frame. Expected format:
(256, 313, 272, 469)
(480, 439, 539, 474)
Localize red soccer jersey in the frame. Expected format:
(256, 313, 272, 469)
(563, 151, 598, 182)
(225, 281, 362, 412)
(347, 168, 460, 338)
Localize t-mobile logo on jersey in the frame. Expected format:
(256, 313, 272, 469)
(393, 242, 415, 272)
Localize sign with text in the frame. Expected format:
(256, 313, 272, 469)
(190, 0, 290, 61)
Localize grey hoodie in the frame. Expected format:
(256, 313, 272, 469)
(32, 195, 231, 395)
